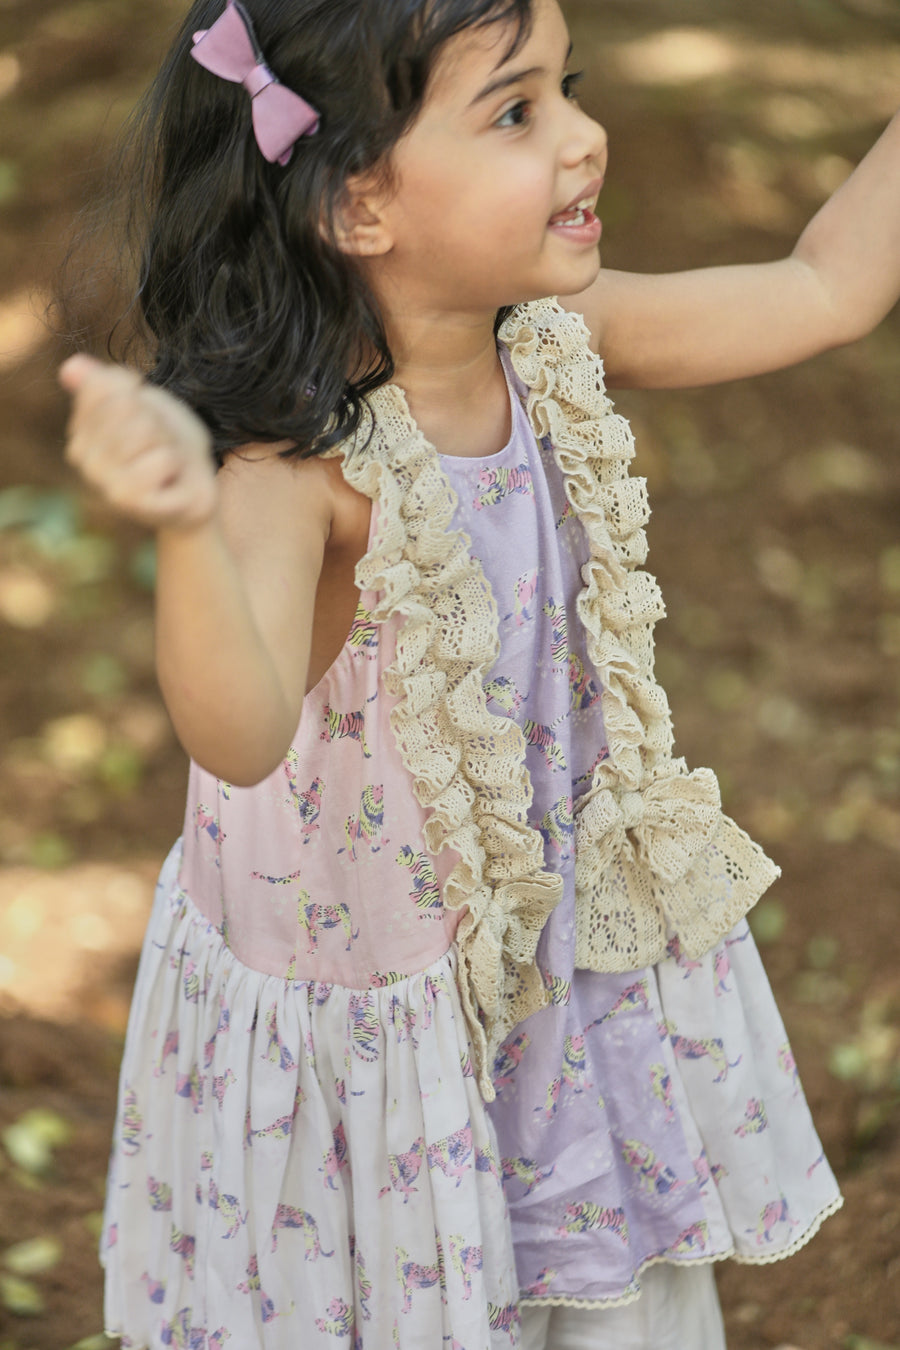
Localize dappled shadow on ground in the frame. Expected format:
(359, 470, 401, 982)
(1, 0, 900, 1346)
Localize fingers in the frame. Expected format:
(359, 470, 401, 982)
(106, 448, 219, 529)
(59, 356, 218, 530)
(58, 354, 142, 405)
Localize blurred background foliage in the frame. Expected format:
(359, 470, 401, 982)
(1, 0, 899, 1346)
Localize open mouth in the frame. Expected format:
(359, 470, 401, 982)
(548, 195, 598, 229)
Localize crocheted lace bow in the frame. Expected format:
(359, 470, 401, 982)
(576, 763, 721, 885)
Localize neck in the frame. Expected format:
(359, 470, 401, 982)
(386, 301, 501, 405)
(373, 292, 512, 458)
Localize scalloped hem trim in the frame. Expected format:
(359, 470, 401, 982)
(518, 1192, 844, 1309)
(730, 1191, 844, 1265)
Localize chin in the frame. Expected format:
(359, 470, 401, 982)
(563, 253, 603, 295)
(508, 261, 601, 308)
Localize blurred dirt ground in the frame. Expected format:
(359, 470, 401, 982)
(1, 0, 899, 1346)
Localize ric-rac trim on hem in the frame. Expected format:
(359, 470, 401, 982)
(518, 1191, 844, 1309)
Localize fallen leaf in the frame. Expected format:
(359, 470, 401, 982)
(2, 1235, 63, 1276)
(748, 898, 787, 945)
(1, 1107, 72, 1176)
(0, 566, 55, 628)
(41, 713, 107, 773)
(0, 1271, 45, 1316)
(806, 935, 840, 970)
(27, 831, 75, 869)
(828, 1042, 868, 1082)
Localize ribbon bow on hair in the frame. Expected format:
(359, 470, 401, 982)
(191, 1, 320, 165)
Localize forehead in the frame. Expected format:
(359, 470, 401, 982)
(426, 0, 568, 110)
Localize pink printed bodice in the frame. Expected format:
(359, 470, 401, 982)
(179, 553, 461, 986)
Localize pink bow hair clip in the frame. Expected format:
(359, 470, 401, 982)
(190, 1, 320, 166)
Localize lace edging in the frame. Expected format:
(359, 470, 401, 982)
(519, 1192, 844, 1309)
(331, 391, 562, 1101)
(501, 300, 780, 970)
(730, 1191, 844, 1266)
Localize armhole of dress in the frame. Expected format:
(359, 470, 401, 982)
(303, 499, 380, 703)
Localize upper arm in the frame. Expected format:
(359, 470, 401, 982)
(216, 447, 332, 718)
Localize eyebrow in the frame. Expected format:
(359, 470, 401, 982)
(469, 41, 574, 107)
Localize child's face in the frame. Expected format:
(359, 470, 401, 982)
(369, 0, 608, 319)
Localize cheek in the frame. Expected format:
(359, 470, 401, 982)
(390, 143, 556, 263)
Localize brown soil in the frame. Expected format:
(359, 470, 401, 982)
(1, 1, 899, 1347)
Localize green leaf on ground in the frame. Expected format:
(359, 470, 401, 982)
(0, 1271, 45, 1316)
(0, 161, 20, 205)
(0, 486, 81, 555)
(27, 830, 75, 869)
(829, 1042, 868, 1081)
(748, 897, 787, 945)
(1, 1108, 72, 1175)
(2, 1236, 63, 1276)
(81, 652, 128, 699)
(806, 934, 839, 969)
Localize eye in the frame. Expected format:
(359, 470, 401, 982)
(562, 70, 585, 101)
(495, 99, 532, 130)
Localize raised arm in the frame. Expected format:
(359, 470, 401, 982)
(561, 109, 900, 389)
(60, 357, 330, 785)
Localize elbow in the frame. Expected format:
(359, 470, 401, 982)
(185, 738, 294, 788)
(809, 305, 884, 359)
(789, 248, 887, 355)
(158, 673, 301, 787)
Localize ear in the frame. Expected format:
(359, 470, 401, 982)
(332, 176, 394, 258)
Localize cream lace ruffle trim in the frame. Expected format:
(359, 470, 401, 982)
(330, 297, 780, 1096)
(331, 389, 562, 1103)
(500, 299, 780, 972)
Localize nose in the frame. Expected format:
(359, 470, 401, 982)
(563, 103, 608, 175)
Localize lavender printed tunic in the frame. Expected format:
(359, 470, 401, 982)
(441, 352, 842, 1308)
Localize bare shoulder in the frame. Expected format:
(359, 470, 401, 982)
(218, 443, 369, 551)
(214, 442, 332, 571)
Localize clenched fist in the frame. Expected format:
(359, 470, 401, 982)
(59, 356, 218, 530)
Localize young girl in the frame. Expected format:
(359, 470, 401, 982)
(60, 0, 900, 1346)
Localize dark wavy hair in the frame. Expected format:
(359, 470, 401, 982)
(112, 0, 533, 460)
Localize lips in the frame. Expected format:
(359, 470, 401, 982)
(548, 177, 604, 228)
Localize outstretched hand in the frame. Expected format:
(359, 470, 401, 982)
(59, 355, 218, 530)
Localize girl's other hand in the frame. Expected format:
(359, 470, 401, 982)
(59, 355, 218, 530)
